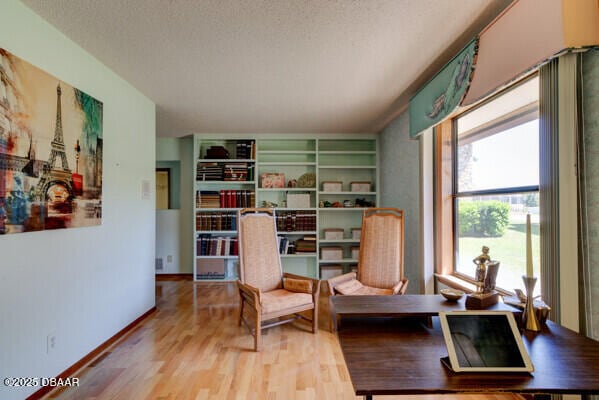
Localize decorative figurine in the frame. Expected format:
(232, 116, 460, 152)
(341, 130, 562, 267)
(287, 179, 297, 188)
(465, 246, 500, 309)
(473, 246, 491, 293)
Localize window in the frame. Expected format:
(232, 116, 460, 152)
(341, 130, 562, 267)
(452, 77, 540, 293)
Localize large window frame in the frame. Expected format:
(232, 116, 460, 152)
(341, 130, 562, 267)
(435, 74, 540, 293)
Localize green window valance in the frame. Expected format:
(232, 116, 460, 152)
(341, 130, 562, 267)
(409, 38, 478, 138)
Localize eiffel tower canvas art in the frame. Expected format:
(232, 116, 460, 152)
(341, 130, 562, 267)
(0, 48, 103, 234)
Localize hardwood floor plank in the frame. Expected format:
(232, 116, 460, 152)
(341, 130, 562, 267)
(44, 280, 525, 400)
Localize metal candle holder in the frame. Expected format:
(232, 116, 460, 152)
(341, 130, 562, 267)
(522, 275, 541, 331)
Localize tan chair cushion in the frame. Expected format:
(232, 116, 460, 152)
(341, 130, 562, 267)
(352, 285, 394, 295)
(283, 278, 313, 294)
(335, 279, 364, 295)
(261, 289, 313, 314)
(335, 279, 394, 295)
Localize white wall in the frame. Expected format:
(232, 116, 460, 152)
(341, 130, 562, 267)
(379, 111, 422, 293)
(0, 2, 156, 399)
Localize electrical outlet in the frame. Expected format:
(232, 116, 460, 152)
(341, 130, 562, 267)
(167, 255, 173, 263)
(47, 333, 56, 354)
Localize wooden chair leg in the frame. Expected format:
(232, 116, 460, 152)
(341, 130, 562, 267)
(254, 311, 262, 351)
(238, 297, 244, 326)
(312, 306, 318, 334)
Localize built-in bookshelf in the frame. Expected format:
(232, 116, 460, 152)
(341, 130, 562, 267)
(193, 135, 378, 281)
(194, 139, 256, 281)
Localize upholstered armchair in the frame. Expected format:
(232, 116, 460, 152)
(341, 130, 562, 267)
(327, 207, 408, 296)
(237, 208, 319, 351)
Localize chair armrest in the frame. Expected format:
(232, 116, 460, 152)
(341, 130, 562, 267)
(326, 272, 357, 295)
(282, 273, 321, 300)
(237, 280, 262, 306)
(392, 278, 409, 295)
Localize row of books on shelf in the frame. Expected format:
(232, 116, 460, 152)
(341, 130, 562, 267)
(196, 162, 255, 181)
(276, 210, 316, 232)
(196, 211, 237, 231)
(196, 234, 239, 256)
(196, 190, 255, 208)
(235, 140, 255, 159)
(277, 235, 316, 255)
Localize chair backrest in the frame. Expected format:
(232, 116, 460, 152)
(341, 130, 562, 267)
(358, 208, 405, 289)
(238, 208, 283, 292)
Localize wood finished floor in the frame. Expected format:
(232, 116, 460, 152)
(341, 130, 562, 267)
(45, 278, 524, 400)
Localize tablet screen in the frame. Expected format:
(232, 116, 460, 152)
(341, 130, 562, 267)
(439, 311, 534, 372)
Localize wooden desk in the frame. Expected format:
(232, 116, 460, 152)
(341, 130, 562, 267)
(330, 294, 517, 331)
(335, 315, 599, 399)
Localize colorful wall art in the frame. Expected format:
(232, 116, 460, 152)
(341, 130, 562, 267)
(0, 48, 103, 234)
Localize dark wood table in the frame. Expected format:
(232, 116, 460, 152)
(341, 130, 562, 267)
(331, 296, 599, 399)
(330, 294, 517, 331)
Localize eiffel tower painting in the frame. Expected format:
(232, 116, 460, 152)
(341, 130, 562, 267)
(1, 47, 103, 234)
(36, 83, 74, 206)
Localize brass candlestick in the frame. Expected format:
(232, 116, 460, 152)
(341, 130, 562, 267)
(522, 276, 540, 331)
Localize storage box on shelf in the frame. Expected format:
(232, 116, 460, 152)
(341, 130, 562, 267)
(321, 246, 343, 261)
(287, 193, 311, 208)
(196, 259, 226, 280)
(351, 228, 361, 240)
(322, 181, 342, 192)
(323, 228, 344, 240)
(351, 246, 360, 260)
(320, 264, 344, 280)
(260, 172, 285, 188)
(350, 181, 372, 192)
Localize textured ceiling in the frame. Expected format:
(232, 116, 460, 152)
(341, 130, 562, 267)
(22, 0, 511, 137)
